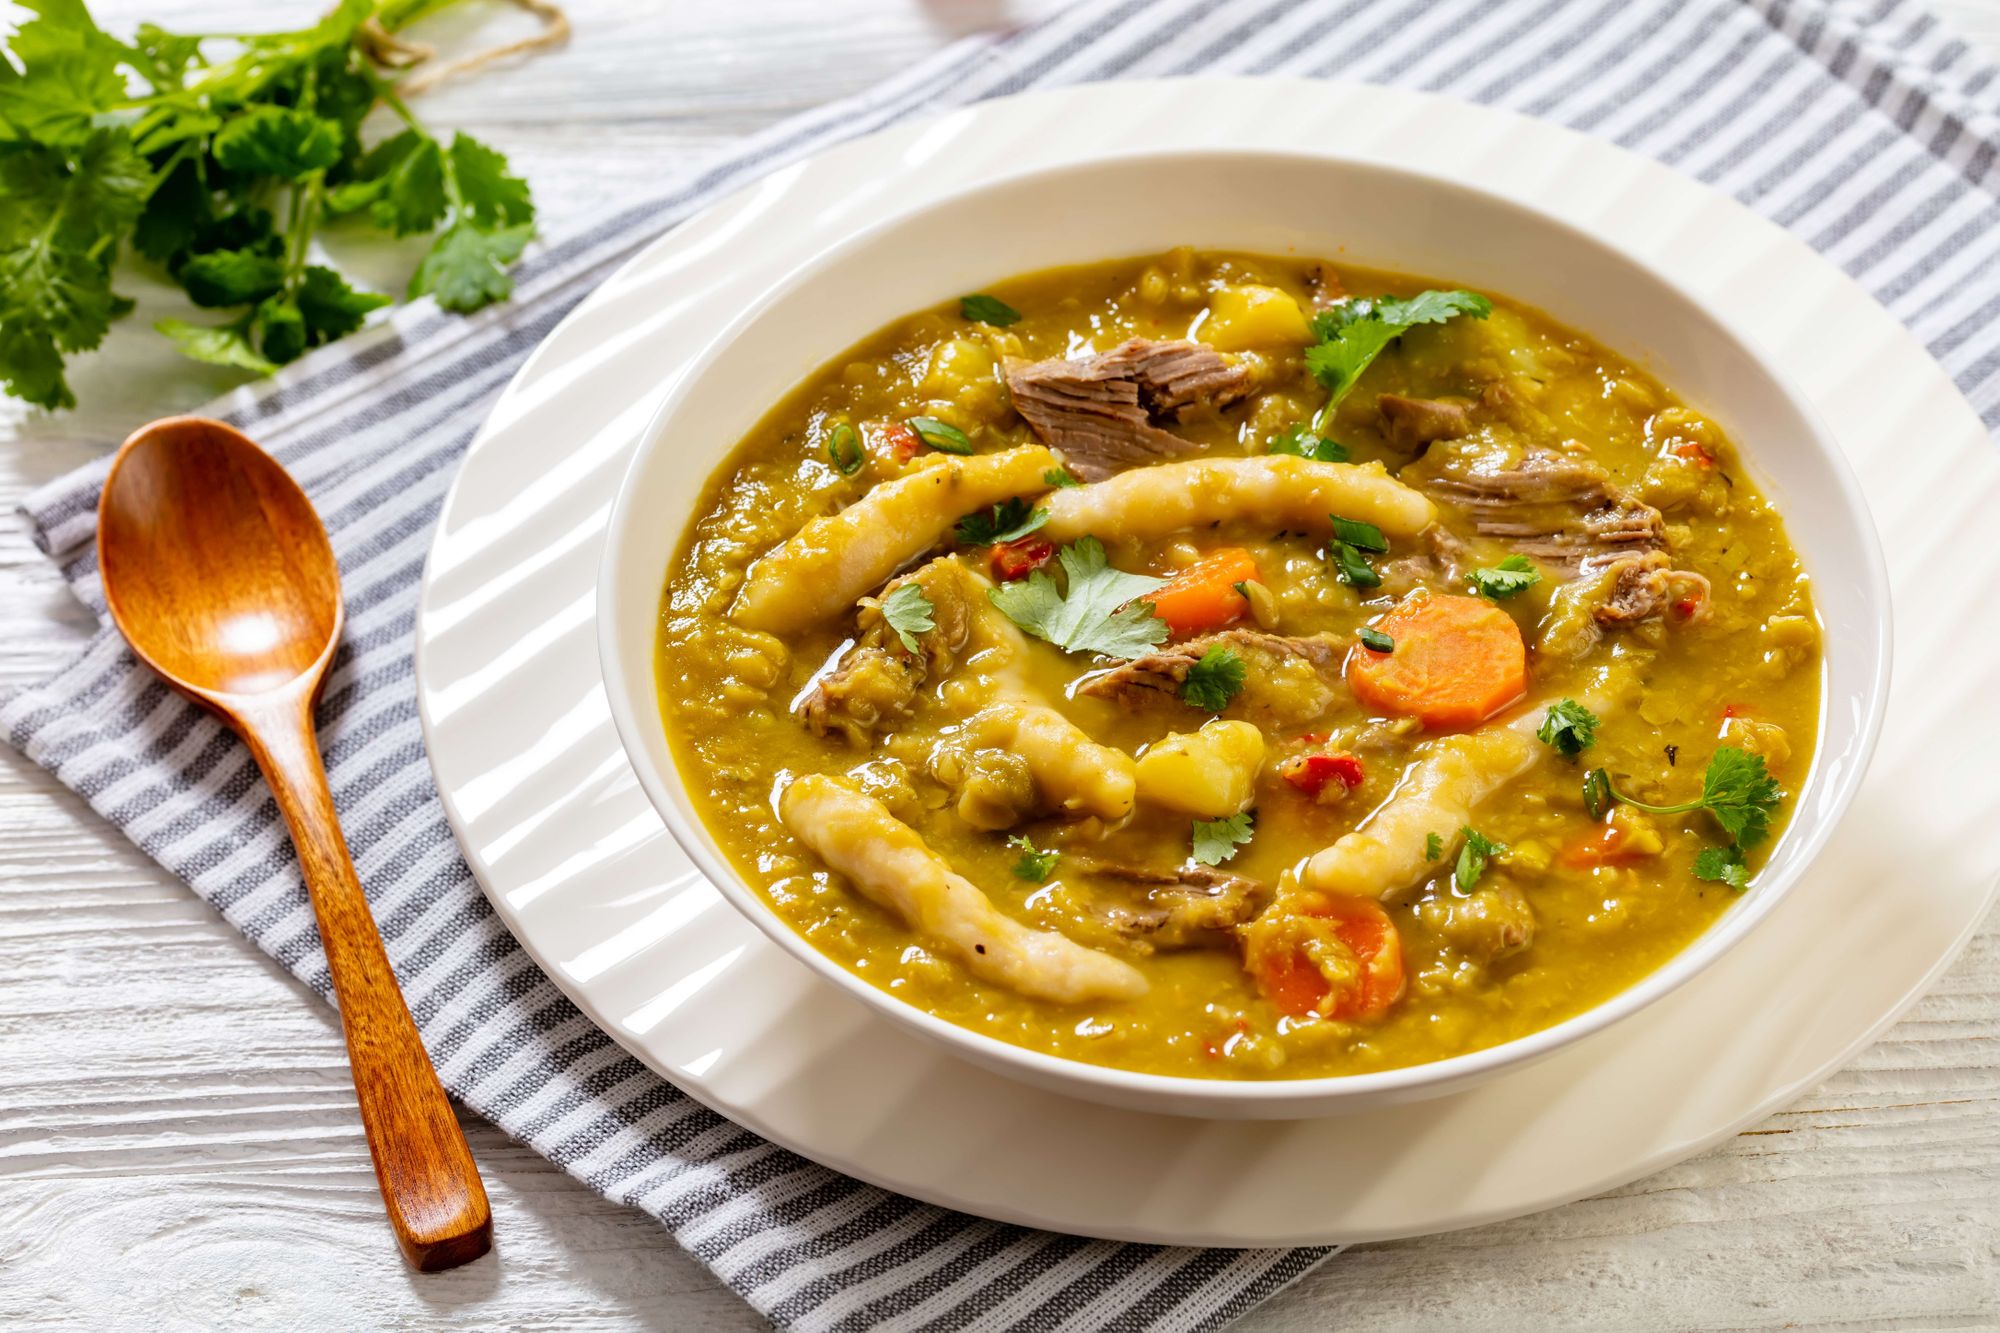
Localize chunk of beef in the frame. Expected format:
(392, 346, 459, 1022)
(1377, 393, 1476, 448)
(1005, 338, 1253, 481)
(1416, 884, 1535, 964)
(1076, 628, 1343, 726)
(793, 557, 978, 743)
(1538, 551, 1713, 659)
(1071, 859, 1269, 951)
(1419, 446, 1667, 575)
(1380, 523, 1472, 595)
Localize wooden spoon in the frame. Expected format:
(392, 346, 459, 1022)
(97, 416, 492, 1272)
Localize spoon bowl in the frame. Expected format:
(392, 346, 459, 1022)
(98, 416, 491, 1271)
(98, 419, 340, 697)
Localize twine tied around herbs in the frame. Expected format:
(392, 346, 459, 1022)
(358, 0, 571, 96)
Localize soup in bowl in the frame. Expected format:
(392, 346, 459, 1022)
(599, 154, 1887, 1118)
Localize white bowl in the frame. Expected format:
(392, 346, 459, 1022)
(598, 149, 1891, 1119)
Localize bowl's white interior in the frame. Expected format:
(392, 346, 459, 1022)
(599, 150, 1889, 1117)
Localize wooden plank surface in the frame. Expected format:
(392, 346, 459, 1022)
(3, 2, 1998, 1328)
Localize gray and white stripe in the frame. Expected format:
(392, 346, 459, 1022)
(6, 1, 1997, 1328)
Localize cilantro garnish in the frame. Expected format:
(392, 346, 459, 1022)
(1536, 699, 1600, 757)
(880, 582, 935, 653)
(1587, 746, 1782, 849)
(1425, 831, 1444, 861)
(1693, 845, 1750, 891)
(1468, 554, 1541, 601)
(1268, 425, 1349, 462)
(907, 416, 974, 454)
(960, 293, 1022, 326)
(1303, 289, 1492, 434)
(1454, 827, 1508, 891)
(1179, 645, 1247, 711)
(955, 498, 1047, 547)
(986, 536, 1167, 659)
(0, 0, 539, 410)
(1357, 627, 1395, 653)
(826, 423, 863, 477)
(1008, 834, 1059, 882)
(1191, 812, 1255, 866)
(1043, 467, 1082, 489)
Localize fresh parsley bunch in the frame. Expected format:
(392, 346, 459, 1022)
(0, 0, 537, 410)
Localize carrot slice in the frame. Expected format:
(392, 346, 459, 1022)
(1245, 895, 1405, 1021)
(1559, 822, 1644, 869)
(1346, 591, 1527, 729)
(1145, 548, 1259, 638)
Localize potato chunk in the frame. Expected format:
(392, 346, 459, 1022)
(1136, 720, 1265, 818)
(779, 775, 1146, 1004)
(1200, 284, 1313, 351)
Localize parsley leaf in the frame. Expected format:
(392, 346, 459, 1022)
(1536, 699, 1600, 757)
(986, 536, 1168, 659)
(1329, 514, 1388, 553)
(1303, 289, 1492, 433)
(1454, 827, 1508, 890)
(155, 318, 277, 374)
(1192, 812, 1254, 866)
(0, 129, 150, 407)
(880, 582, 936, 653)
(449, 132, 535, 228)
(1469, 553, 1541, 600)
(1357, 626, 1395, 653)
(960, 293, 1021, 326)
(1594, 746, 1783, 848)
(212, 106, 344, 177)
(907, 416, 974, 455)
(179, 249, 287, 308)
(1693, 845, 1750, 891)
(1268, 425, 1349, 462)
(1179, 645, 1247, 711)
(411, 221, 533, 313)
(955, 497, 1048, 546)
(296, 266, 391, 343)
(1008, 834, 1059, 882)
(826, 422, 863, 476)
(1043, 467, 1081, 489)
(1425, 831, 1444, 861)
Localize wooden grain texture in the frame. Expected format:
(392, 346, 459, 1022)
(2, 1, 1998, 1329)
(96, 418, 491, 1272)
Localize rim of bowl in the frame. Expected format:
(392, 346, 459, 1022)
(597, 146, 1894, 1111)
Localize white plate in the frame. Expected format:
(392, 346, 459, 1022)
(416, 79, 2000, 1245)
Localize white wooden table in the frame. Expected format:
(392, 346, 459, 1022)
(4, 2, 1999, 1328)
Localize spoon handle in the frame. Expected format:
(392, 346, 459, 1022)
(238, 684, 492, 1272)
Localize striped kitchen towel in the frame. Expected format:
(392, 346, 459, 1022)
(7, 0, 1999, 1328)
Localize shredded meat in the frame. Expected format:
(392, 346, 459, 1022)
(1076, 628, 1343, 725)
(1379, 523, 1472, 595)
(1418, 446, 1670, 575)
(1595, 551, 1708, 625)
(793, 557, 977, 742)
(1005, 338, 1253, 481)
(1071, 859, 1268, 951)
(1377, 394, 1476, 448)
